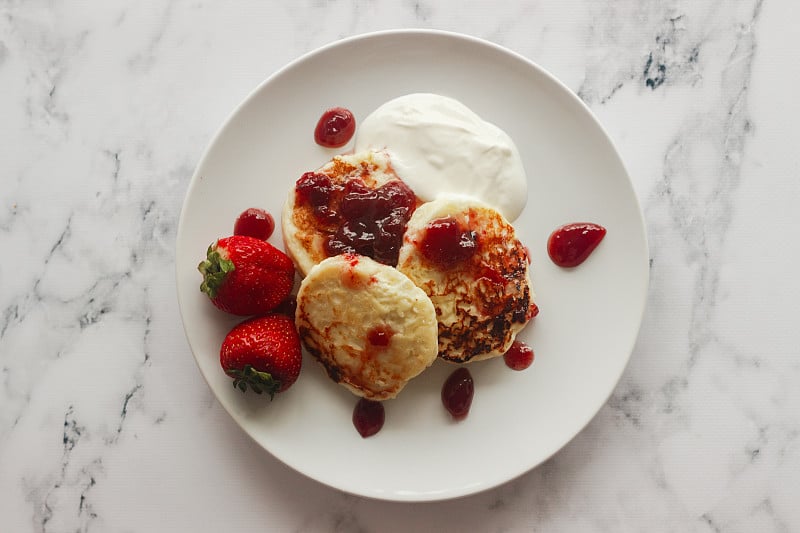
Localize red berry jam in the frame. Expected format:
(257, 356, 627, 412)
(352, 398, 385, 438)
(478, 266, 506, 285)
(441, 367, 474, 420)
(547, 222, 606, 267)
(296, 172, 334, 208)
(367, 324, 394, 347)
(420, 216, 478, 269)
(503, 340, 534, 370)
(233, 208, 275, 241)
(314, 107, 356, 148)
(294, 173, 417, 266)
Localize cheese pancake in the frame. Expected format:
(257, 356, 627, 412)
(295, 254, 438, 400)
(397, 196, 535, 363)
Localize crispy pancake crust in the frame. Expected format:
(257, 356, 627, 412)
(397, 196, 535, 363)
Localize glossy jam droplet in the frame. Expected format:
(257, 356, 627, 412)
(296, 172, 334, 208)
(441, 367, 474, 420)
(314, 107, 356, 148)
(420, 216, 478, 269)
(352, 398, 385, 438)
(503, 340, 534, 371)
(547, 222, 607, 267)
(367, 324, 394, 347)
(233, 208, 275, 241)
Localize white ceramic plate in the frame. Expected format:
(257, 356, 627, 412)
(176, 30, 648, 502)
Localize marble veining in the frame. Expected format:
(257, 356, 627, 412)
(1, 0, 798, 531)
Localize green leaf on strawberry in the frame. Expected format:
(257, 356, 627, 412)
(198, 245, 235, 298)
(228, 364, 281, 398)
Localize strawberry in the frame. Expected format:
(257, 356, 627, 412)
(220, 314, 302, 397)
(198, 235, 294, 316)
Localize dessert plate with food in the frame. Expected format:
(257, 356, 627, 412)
(176, 30, 648, 501)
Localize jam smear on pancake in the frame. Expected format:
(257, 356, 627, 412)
(294, 171, 417, 266)
(420, 216, 479, 268)
(367, 324, 395, 347)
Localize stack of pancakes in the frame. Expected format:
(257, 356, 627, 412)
(284, 151, 535, 400)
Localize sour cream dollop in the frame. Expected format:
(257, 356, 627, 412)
(354, 93, 527, 221)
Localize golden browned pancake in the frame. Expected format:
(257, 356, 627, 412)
(295, 254, 438, 400)
(397, 196, 535, 363)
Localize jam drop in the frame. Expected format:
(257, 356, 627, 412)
(367, 324, 394, 347)
(441, 367, 474, 420)
(352, 398, 385, 438)
(233, 208, 275, 241)
(547, 222, 606, 267)
(314, 107, 356, 148)
(503, 340, 534, 371)
(420, 216, 478, 269)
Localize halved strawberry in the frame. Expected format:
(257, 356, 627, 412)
(198, 235, 294, 316)
(220, 314, 302, 398)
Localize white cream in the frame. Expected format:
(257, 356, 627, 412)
(354, 93, 527, 221)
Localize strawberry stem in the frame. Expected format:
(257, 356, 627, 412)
(227, 365, 281, 399)
(198, 244, 235, 299)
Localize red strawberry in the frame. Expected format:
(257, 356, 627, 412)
(220, 314, 302, 397)
(198, 235, 295, 316)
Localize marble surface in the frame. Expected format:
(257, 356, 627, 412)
(1, 1, 798, 531)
